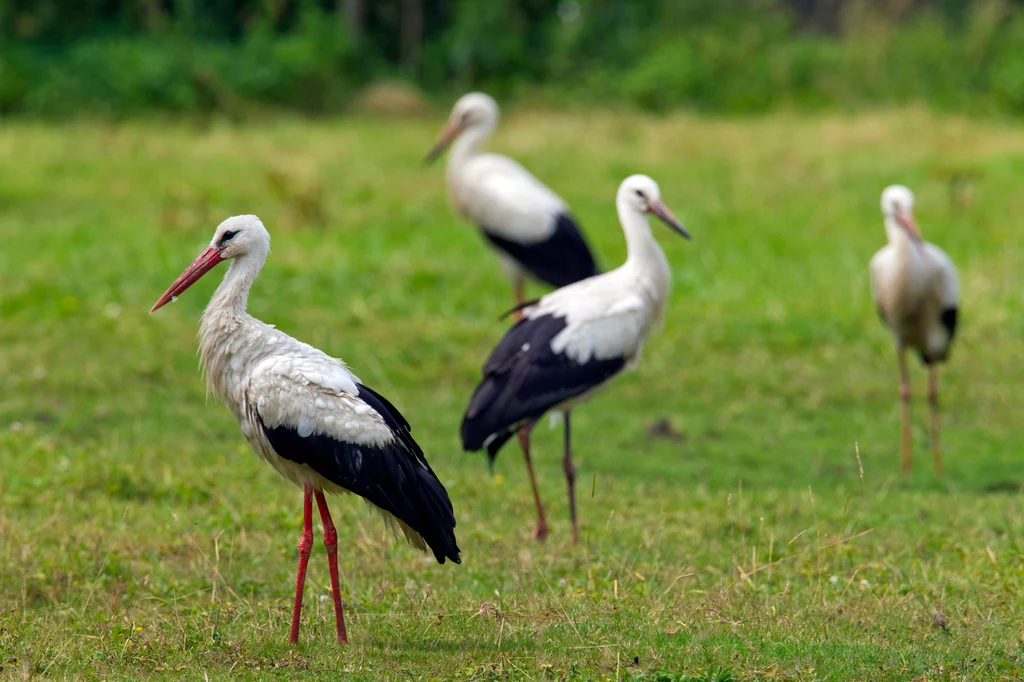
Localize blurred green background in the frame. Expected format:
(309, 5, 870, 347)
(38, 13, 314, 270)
(4, 0, 1024, 118)
(2, 1, 1024, 679)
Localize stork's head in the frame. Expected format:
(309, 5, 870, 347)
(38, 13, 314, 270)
(880, 184, 922, 243)
(209, 214, 270, 260)
(424, 92, 499, 164)
(150, 215, 270, 312)
(618, 174, 691, 240)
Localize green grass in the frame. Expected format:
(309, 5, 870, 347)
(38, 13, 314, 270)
(1, 109, 1023, 681)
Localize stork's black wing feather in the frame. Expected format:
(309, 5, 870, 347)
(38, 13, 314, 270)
(482, 213, 599, 288)
(259, 384, 461, 565)
(353, 383, 423, 458)
(461, 314, 625, 462)
(919, 306, 959, 366)
(941, 307, 958, 342)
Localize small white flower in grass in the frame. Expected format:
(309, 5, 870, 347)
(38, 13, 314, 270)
(860, 579, 870, 589)
(829, 575, 839, 585)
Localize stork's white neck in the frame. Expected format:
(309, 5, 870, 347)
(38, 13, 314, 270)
(884, 216, 906, 246)
(209, 252, 263, 315)
(448, 122, 493, 170)
(199, 249, 269, 413)
(619, 204, 671, 305)
(883, 216, 925, 266)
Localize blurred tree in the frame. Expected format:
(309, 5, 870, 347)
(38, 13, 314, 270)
(2, 0, 1024, 116)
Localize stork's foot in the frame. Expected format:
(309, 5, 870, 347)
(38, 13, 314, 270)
(531, 520, 549, 542)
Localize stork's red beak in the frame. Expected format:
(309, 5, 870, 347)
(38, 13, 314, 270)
(150, 246, 223, 313)
(895, 210, 923, 244)
(649, 199, 691, 240)
(424, 123, 464, 165)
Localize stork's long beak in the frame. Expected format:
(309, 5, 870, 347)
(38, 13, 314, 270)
(649, 199, 691, 240)
(895, 210, 923, 244)
(150, 246, 223, 313)
(424, 123, 463, 165)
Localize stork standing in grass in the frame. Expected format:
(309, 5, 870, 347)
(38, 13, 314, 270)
(870, 185, 959, 475)
(425, 92, 599, 310)
(151, 215, 461, 644)
(460, 175, 691, 543)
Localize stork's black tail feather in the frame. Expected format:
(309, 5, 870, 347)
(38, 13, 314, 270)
(259, 385, 461, 566)
(486, 428, 517, 462)
(482, 213, 599, 289)
(460, 312, 625, 467)
(396, 455, 462, 564)
(353, 383, 461, 565)
(460, 376, 513, 458)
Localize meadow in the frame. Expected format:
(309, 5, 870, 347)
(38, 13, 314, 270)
(0, 108, 1023, 680)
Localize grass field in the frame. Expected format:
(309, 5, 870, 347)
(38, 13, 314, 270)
(1, 109, 1023, 681)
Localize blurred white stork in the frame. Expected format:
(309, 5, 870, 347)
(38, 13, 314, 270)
(460, 175, 691, 543)
(425, 92, 599, 311)
(870, 185, 959, 475)
(151, 215, 461, 644)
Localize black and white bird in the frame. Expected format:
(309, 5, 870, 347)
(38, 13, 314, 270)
(870, 185, 959, 475)
(151, 215, 460, 644)
(460, 175, 691, 543)
(425, 92, 599, 311)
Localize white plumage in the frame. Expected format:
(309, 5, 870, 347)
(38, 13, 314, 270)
(528, 270, 664, 366)
(151, 215, 460, 645)
(450, 152, 566, 244)
(461, 175, 691, 543)
(243, 356, 390, 484)
(869, 185, 959, 475)
(426, 92, 599, 307)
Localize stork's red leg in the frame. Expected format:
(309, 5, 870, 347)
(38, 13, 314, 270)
(289, 485, 314, 644)
(562, 411, 579, 545)
(518, 424, 549, 542)
(898, 348, 912, 475)
(928, 365, 943, 477)
(314, 490, 348, 644)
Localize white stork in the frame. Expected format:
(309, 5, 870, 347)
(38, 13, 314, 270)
(460, 175, 691, 543)
(870, 185, 959, 475)
(425, 92, 599, 310)
(150, 215, 461, 644)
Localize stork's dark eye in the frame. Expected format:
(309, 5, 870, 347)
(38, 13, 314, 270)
(219, 230, 238, 246)
(634, 190, 645, 199)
